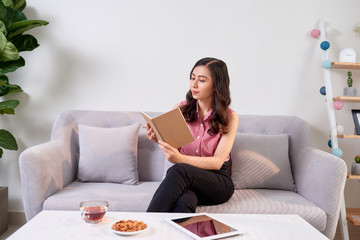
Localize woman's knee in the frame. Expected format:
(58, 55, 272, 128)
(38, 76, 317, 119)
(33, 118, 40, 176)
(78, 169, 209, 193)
(167, 163, 192, 176)
(174, 190, 198, 213)
(165, 163, 198, 186)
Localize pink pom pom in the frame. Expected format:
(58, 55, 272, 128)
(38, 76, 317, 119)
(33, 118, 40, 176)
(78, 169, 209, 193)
(310, 29, 321, 38)
(333, 101, 344, 110)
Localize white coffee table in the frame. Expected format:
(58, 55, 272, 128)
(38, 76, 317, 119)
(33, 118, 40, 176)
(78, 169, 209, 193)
(8, 210, 328, 240)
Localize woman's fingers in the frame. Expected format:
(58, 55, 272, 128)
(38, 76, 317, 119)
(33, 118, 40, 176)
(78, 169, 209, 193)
(151, 132, 156, 140)
(158, 141, 180, 163)
(158, 141, 168, 149)
(147, 128, 152, 137)
(146, 125, 158, 143)
(146, 124, 155, 138)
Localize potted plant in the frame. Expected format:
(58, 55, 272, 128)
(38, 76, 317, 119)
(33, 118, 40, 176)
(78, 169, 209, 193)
(0, 0, 48, 156)
(351, 155, 360, 175)
(354, 22, 360, 39)
(0, 0, 48, 234)
(343, 71, 357, 96)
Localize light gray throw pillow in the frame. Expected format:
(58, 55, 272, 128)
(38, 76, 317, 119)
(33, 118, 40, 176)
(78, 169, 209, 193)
(231, 133, 296, 191)
(77, 123, 141, 184)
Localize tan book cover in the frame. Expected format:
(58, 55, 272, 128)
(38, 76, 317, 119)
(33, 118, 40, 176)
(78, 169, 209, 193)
(141, 108, 194, 148)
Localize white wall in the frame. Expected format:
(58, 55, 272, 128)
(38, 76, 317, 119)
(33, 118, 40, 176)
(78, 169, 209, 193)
(1, 0, 360, 213)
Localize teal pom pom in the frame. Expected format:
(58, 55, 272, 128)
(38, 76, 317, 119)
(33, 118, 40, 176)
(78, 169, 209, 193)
(328, 139, 332, 148)
(332, 148, 343, 158)
(320, 41, 330, 50)
(322, 60, 332, 69)
(320, 86, 326, 95)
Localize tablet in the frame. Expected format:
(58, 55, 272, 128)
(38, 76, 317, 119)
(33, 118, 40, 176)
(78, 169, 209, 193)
(165, 213, 243, 240)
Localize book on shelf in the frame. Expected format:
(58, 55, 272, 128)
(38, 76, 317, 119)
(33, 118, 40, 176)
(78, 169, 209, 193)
(141, 107, 194, 148)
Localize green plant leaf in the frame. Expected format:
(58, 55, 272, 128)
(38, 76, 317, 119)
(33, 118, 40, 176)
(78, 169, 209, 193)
(1, 0, 13, 8)
(0, 99, 19, 115)
(0, 74, 8, 83)
(0, 107, 13, 114)
(0, 31, 19, 61)
(0, 99, 19, 108)
(0, 56, 24, 74)
(0, 1, 26, 31)
(0, 31, 5, 52)
(0, 129, 18, 150)
(13, 0, 26, 11)
(7, 20, 49, 38)
(0, 74, 9, 95)
(0, 86, 9, 95)
(0, 75, 22, 96)
(0, 148, 3, 158)
(0, 1, 11, 28)
(2, 41, 19, 61)
(0, 20, 6, 35)
(10, 34, 38, 52)
(11, 9, 26, 23)
(7, 83, 21, 93)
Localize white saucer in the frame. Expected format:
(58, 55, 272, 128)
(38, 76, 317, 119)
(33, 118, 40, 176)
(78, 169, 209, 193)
(110, 221, 149, 236)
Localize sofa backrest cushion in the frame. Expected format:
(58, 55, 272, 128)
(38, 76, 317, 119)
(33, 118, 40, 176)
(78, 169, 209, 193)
(77, 123, 141, 184)
(50, 111, 311, 184)
(231, 133, 296, 191)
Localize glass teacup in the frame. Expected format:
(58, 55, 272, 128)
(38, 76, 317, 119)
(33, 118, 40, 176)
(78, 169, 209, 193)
(80, 200, 109, 223)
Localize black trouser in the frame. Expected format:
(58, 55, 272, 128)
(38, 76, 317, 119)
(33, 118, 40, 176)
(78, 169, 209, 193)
(146, 161, 234, 213)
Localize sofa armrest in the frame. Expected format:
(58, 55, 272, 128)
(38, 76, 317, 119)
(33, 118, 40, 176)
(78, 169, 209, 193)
(292, 147, 347, 239)
(19, 140, 77, 221)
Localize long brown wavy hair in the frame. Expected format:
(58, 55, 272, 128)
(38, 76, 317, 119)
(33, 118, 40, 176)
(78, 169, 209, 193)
(181, 57, 231, 135)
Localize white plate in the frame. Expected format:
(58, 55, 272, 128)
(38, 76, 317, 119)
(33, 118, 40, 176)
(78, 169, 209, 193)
(110, 221, 149, 236)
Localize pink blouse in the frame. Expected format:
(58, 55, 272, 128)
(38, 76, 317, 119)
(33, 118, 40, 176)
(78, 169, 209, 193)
(179, 101, 233, 159)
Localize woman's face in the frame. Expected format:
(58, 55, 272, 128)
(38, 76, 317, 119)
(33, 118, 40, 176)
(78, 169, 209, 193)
(190, 66, 215, 101)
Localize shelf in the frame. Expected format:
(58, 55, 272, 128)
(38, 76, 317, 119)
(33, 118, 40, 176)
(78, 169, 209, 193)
(338, 135, 360, 139)
(348, 173, 360, 179)
(331, 62, 360, 70)
(333, 96, 360, 103)
(347, 208, 360, 225)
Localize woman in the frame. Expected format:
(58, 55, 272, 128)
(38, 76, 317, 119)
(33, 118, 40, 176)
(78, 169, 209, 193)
(146, 57, 239, 213)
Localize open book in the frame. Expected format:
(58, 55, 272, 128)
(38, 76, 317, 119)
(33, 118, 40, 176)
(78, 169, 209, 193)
(141, 108, 194, 148)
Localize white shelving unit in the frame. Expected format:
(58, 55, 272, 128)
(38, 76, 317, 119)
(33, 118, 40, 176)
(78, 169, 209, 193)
(316, 19, 360, 240)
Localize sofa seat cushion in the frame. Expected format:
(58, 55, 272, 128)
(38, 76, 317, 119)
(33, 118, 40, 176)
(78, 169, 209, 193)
(196, 189, 326, 232)
(43, 181, 161, 212)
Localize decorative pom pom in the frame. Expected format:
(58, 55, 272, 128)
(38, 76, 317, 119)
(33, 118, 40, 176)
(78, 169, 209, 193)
(332, 148, 343, 158)
(320, 86, 326, 95)
(337, 125, 344, 135)
(310, 29, 321, 38)
(333, 101, 344, 110)
(320, 41, 330, 50)
(328, 139, 332, 148)
(322, 60, 332, 69)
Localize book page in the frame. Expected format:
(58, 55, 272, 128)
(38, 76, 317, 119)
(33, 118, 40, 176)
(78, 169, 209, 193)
(140, 112, 164, 142)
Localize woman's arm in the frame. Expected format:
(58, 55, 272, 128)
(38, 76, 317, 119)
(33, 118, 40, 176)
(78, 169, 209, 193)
(158, 112, 239, 170)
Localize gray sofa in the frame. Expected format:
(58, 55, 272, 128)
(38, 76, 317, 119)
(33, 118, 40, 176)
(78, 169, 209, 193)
(19, 110, 347, 239)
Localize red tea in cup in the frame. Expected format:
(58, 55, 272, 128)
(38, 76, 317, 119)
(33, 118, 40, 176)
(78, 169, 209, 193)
(80, 200, 109, 223)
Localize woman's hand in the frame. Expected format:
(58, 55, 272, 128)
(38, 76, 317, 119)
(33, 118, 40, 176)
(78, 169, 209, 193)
(145, 123, 158, 143)
(158, 141, 182, 163)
